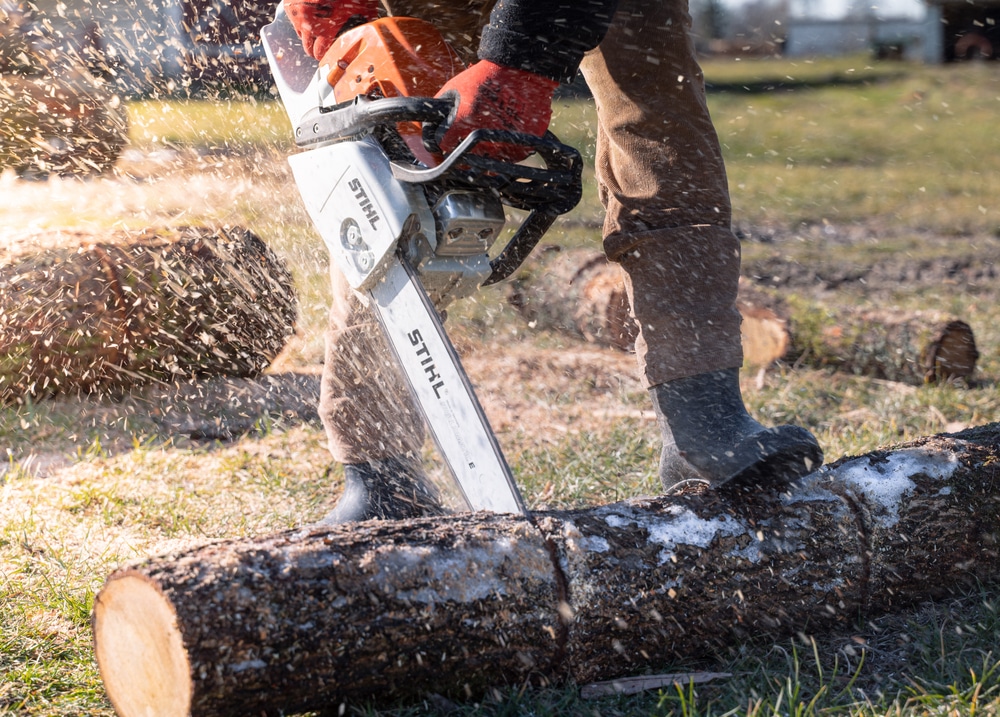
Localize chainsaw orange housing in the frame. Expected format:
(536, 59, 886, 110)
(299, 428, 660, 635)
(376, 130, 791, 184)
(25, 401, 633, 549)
(319, 18, 465, 165)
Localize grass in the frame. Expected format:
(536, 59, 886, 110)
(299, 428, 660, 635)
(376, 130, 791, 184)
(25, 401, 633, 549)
(551, 55, 1000, 237)
(1, 53, 1000, 715)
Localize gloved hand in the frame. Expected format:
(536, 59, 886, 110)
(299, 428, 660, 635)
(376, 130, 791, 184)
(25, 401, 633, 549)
(432, 60, 559, 162)
(284, 0, 378, 61)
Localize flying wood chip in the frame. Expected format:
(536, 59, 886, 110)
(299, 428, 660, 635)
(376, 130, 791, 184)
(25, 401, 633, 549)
(0, 226, 297, 402)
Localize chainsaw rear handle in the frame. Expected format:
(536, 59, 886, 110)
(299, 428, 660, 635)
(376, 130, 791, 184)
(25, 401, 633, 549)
(297, 94, 583, 284)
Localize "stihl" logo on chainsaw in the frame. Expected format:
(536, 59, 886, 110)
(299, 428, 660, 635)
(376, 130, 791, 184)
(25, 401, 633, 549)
(348, 177, 381, 230)
(407, 329, 444, 399)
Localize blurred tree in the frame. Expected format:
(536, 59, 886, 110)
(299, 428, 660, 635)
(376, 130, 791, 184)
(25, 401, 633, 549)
(725, 0, 789, 54)
(692, 0, 729, 44)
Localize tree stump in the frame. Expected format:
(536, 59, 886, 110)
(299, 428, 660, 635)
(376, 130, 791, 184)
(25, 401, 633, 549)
(0, 226, 297, 403)
(92, 424, 1000, 716)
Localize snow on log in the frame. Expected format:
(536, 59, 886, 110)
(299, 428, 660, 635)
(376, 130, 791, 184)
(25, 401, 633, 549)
(92, 423, 1000, 716)
(508, 251, 979, 383)
(0, 226, 297, 403)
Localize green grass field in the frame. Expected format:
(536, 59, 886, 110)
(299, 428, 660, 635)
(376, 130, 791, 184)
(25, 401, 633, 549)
(2, 54, 1000, 716)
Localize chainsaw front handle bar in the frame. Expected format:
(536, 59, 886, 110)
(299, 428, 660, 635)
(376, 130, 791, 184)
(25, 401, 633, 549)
(296, 94, 583, 285)
(294, 95, 454, 146)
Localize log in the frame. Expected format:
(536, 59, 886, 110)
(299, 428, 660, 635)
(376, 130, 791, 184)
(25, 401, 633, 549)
(730, 283, 980, 383)
(508, 252, 978, 383)
(787, 306, 979, 385)
(0, 226, 297, 403)
(92, 423, 1000, 716)
(506, 249, 786, 364)
(507, 247, 638, 352)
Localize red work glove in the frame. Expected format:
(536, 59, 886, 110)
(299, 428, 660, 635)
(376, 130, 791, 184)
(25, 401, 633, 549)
(284, 0, 378, 61)
(433, 60, 559, 162)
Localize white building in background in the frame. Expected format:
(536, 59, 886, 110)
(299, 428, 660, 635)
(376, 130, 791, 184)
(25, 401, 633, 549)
(785, 0, 1000, 62)
(784, 16, 941, 61)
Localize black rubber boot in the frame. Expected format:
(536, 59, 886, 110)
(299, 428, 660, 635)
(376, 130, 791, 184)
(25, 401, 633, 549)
(651, 368, 823, 492)
(316, 456, 449, 525)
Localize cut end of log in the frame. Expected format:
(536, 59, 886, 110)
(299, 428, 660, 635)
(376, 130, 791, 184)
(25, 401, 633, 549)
(738, 306, 790, 368)
(93, 572, 192, 717)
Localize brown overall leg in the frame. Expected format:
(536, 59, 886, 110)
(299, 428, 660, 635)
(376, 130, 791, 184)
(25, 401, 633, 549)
(580, 0, 821, 489)
(579, 0, 744, 387)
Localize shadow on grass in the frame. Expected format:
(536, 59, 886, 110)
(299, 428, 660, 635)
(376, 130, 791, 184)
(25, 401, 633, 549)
(706, 71, 907, 94)
(1, 371, 323, 477)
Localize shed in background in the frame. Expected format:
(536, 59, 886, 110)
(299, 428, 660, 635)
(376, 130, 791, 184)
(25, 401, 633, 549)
(924, 0, 1000, 60)
(785, 0, 1000, 62)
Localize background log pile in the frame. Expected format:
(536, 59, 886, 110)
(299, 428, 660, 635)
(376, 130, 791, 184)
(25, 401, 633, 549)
(92, 423, 1000, 716)
(0, 226, 297, 403)
(508, 248, 980, 384)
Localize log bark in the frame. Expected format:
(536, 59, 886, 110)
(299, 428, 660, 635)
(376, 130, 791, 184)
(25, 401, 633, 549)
(93, 423, 1000, 716)
(508, 252, 978, 383)
(0, 226, 297, 403)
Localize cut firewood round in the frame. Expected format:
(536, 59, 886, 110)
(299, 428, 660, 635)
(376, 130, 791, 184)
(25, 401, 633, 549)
(736, 305, 790, 369)
(507, 247, 638, 351)
(923, 319, 979, 383)
(0, 226, 297, 403)
(93, 573, 193, 717)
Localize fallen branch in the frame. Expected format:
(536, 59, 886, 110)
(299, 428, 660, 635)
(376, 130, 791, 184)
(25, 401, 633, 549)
(579, 671, 732, 699)
(92, 423, 1000, 715)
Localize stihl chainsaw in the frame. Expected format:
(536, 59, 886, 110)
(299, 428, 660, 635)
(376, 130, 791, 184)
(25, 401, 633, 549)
(261, 6, 582, 515)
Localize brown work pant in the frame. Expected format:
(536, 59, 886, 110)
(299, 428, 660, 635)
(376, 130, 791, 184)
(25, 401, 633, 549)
(320, 0, 744, 464)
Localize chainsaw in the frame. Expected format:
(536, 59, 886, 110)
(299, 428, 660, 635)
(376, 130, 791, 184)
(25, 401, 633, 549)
(261, 7, 582, 515)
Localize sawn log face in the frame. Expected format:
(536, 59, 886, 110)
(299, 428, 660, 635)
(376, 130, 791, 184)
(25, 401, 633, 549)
(92, 425, 1000, 716)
